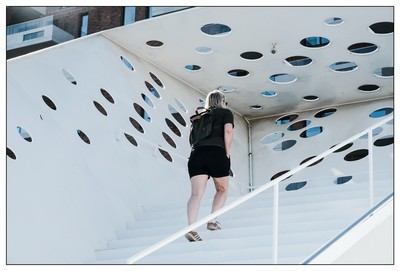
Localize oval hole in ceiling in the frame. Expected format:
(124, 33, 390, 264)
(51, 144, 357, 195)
(199, 98, 206, 106)
(273, 140, 296, 151)
(158, 148, 173, 162)
(120, 56, 134, 71)
(146, 40, 164, 47)
(276, 114, 299, 125)
(335, 176, 352, 185)
(100, 88, 115, 104)
(287, 120, 311, 131)
(134, 103, 151, 122)
(93, 101, 107, 116)
(201, 23, 232, 36)
(374, 67, 393, 78)
(7, 147, 16, 160)
(185, 65, 202, 71)
(124, 133, 138, 147)
(325, 17, 343, 25)
(270, 170, 292, 181)
(240, 51, 263, 60)
(332, 142, 354, 153)
(42, 95, 57, 110)
(218, 85, 236, 93)
(348, 42, 378, 55)
(175, 98, 187, 112)
(344, 149, 369, 161)
(228, 69, 249, 77)
(300, 156, 324, 167)
(168, 104, 186, 127)
(369, 107, 393, 118)
(62, 69, 77, 85)
(369, 21, 394, 34)
(196, 46, 213, 54)
(314, 108, 337, 118)
(374, 135, 393, 147)
(261, 132, 285, 144)
(251, 105, 263, 110)
(300, 36, 330, 48)
(145, 81, 161, 98)
(286, 181, 307, 191)
(141, 93, 155, 108)
(129, 117, 144, 133)
(162, 132, 177, 148)
(300, 126, 323, 138)
(261, 90, 277, 97)
(358, 84, 380, 92)
(303, 95, 319, 102)
(269, 73, 297, 84)
(329, 61, 358, 72)
(77, 129, 90, 144)
(165, 118, 182, 137)
(285, 56, 313, 67)
(149, 72, 164, 88)
(17, 126, 32, 142)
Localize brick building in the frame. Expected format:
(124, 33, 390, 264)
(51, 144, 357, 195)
(6, 6, 188, 59)
(45, 7, 149, 38)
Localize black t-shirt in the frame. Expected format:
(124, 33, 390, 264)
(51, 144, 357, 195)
(194, 107, 234, 149)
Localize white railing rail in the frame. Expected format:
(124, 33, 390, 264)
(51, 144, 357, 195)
(126, 114, 393, 264)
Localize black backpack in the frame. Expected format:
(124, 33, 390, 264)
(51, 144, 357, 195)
(189, 107, 215, 147)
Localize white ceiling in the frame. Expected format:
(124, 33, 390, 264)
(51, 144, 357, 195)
(103, 6, 393, 119)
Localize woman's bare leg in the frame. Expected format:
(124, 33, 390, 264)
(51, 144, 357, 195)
(210, 176, 229, 220)
(187, 174, 209, 225)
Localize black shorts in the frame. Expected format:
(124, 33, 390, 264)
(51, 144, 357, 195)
(188, 146, 230, 179)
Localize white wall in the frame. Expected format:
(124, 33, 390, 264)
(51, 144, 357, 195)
(250, 98, 393, 192)
(6, 34, 249, 263)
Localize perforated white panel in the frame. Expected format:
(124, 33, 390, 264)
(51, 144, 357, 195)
(6, 34, 249, 263)
(251, 98, 393, 190)
(6, 6, 393, 264)
(104, 6, 393, 118)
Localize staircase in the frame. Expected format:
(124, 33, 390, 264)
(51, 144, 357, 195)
(92, 172, 392, 264)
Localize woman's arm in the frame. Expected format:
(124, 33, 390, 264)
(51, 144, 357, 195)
(224, 123, 234, 158)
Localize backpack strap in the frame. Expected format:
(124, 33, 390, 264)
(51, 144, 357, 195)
(195, 106, 207, 114)
(190, 107, 211, 123)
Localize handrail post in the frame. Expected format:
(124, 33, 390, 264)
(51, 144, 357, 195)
(368, 130, 374, 208)
(272, 181, 279, 263)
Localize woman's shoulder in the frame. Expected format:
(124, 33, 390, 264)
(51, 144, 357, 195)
(213, 107, 232, 113)
(212, 108, 234, 119)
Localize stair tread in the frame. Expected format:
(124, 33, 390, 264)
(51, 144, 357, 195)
(117, 206, 368, 242)
(126, 196, 380, 230)
(93, 176, 392, 264)
(99, 223, 350, 260)
(133, 184, 391, 222)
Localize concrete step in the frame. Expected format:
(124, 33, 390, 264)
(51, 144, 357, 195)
(94, 174, 392, 264)
(97, 228, 338, 262)
(126, 195, 376, 232)
(135, 242, 323, 264)
(118, 205, 368, 241)
(132, 183, 391, 223)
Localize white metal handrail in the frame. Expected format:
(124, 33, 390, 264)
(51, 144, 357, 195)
(126, 114, 393, 264)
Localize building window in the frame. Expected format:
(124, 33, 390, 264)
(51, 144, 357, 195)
(80, 14, 88, 37)
(124, 7, 136, 25)
(149, 7, 190, 17)
(23, 30, 44, 41)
